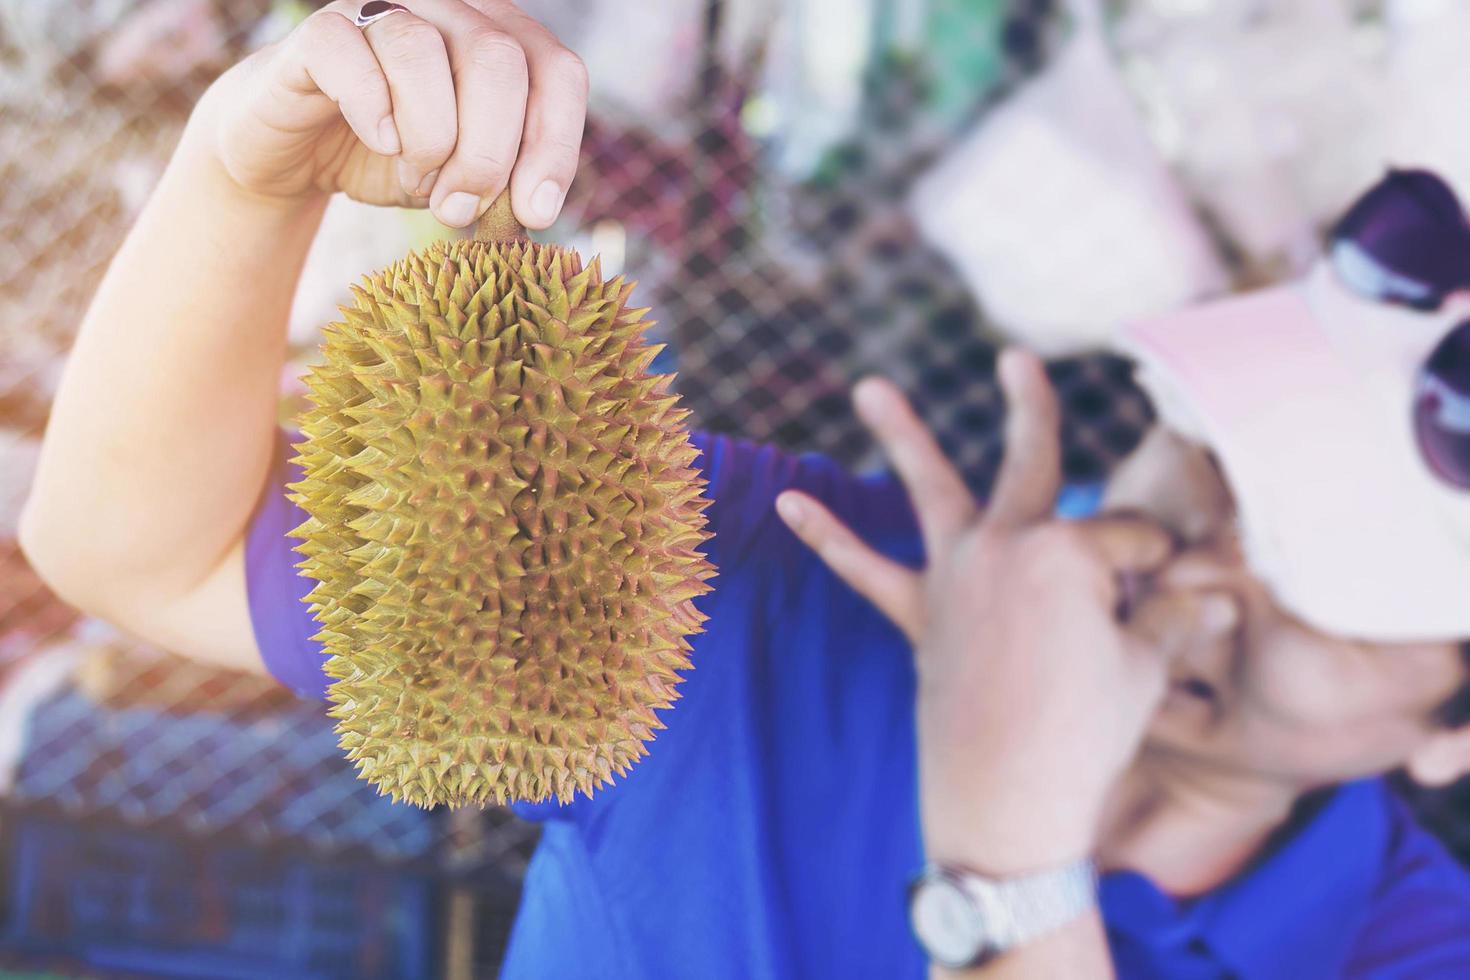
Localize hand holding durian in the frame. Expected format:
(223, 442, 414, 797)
(25, 1, 712, 811)
(204, 0, 585, 230)
(217, 2, 717, 808)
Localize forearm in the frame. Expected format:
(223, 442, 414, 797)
(781, 353, 1161, 980)
(919, 713, 1115, 980)
(21, 120, 329, 611)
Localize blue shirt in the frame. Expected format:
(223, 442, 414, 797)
(246, 428, 1470, 979)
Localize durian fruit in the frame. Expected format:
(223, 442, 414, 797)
(288, 195, 717, 809)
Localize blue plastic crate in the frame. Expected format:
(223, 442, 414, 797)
(1, 817, 434, 979)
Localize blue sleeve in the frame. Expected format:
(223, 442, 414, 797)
(686, 430, 920, 572)
(243, 427, 330, 701)
(1342, 796, 1470, 977)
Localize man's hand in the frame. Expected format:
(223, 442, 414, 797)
(196, 0, 587, 228)
(777, 350, 1194, 872)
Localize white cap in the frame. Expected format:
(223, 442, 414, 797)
(1115, 261, 1470, 643)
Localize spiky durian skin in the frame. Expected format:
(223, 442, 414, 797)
(288, 239, 716, 810)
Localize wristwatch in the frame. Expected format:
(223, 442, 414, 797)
(907, 858, 1099, 969)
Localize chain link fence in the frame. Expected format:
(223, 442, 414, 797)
(3, 0, 1468, 975)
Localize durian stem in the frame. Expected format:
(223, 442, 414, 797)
(474, 190, 528, 244)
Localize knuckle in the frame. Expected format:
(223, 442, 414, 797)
(454, 150, 514, 187)
(298, 9, 348, 39)
(811, 533, 841, 563)
(294, 10, 355, 55)
(545, 46, 589, 94)
(534, 128, 584, 168)
(376, 18, 446, 63)
(406, 135, 457, 168)
(463, 27, 529, 78)
(1027, 524, 1093, 575)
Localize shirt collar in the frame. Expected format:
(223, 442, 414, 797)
(1101, 779, 1390, 979)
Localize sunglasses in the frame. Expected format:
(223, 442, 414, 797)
(1329, 168, 1470, 490)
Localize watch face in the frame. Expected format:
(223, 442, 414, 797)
(909, 873, 988, 968)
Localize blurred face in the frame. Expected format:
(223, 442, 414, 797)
(1104, 426, 1468, 790)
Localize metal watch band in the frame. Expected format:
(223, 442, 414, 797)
(962, 857, 1099, 950)
(910, 856, 1099, 966)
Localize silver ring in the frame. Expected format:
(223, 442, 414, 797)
(354, 1, 410, 28)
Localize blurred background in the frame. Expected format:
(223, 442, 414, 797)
(4, 0, 1470, 976)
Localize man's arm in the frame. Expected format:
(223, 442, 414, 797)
(19, 139, 326, 673)
(20, 2, 587, 674)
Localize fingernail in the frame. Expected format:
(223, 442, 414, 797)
(377, 117, 401, 155)
(852, 377, 887, 419)
(1199, 593, 1240, 634)
(998, 347, 1024, 386)
(397, 160, 439, 199)
(531, 179, 565, 225)
(775, 493, 805, 531)
(438, 191, 480, 227)
(415, 168, 441, 199)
